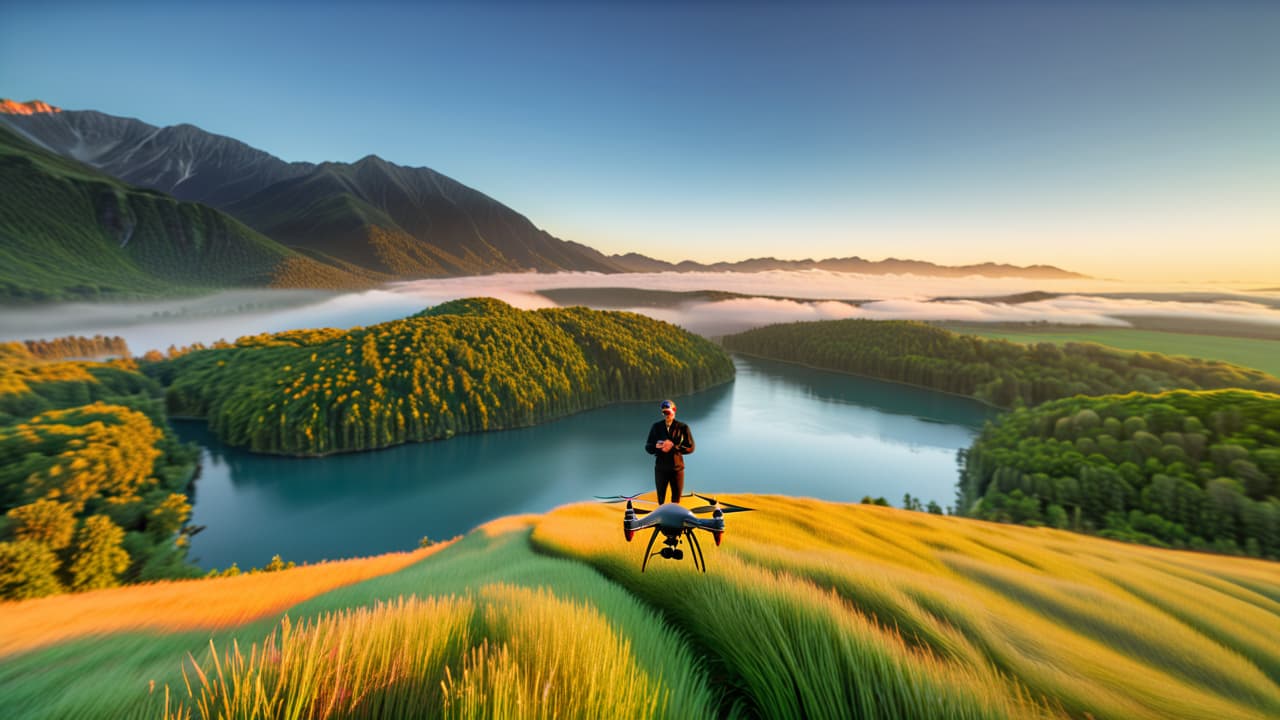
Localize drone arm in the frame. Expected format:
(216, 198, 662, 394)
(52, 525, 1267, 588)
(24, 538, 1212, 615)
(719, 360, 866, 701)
(686, 529, 707, 572)
(631, 514, 663, 531)
(639, 527, 661, 573)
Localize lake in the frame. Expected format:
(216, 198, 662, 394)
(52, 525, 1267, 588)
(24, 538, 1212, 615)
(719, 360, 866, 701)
(179, 354, 996, 569)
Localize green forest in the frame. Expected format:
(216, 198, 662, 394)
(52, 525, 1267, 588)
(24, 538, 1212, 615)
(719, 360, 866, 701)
(958, 390, 1280, 558)
(145, 298, 735, 455)
(721, 319, 1280, 407)
(0, 343, 200, 599)
(722, 319, 1280, 556)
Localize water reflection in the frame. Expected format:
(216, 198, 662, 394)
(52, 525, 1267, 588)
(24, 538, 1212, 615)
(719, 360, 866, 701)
(180, 355, 996, 569)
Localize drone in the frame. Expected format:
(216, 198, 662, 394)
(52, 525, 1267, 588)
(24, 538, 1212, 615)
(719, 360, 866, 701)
(595, 492, 754, 572)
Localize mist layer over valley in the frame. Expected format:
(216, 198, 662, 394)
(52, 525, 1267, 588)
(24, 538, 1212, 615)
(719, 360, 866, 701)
(3, 272, 1279, 353)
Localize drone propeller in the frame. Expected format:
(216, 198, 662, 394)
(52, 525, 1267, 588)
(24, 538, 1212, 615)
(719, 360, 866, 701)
(691, 493, 755, 515)
(595, 492, 655, 504)
(596, 492, 654, 515)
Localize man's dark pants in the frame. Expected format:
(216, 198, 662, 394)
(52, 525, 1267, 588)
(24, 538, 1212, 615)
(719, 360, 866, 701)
(656, 467, 684, 504)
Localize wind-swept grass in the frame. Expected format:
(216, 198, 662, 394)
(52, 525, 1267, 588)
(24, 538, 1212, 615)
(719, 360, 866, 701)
(5, 497, 1278, 719)
(1, 517, 716, 720)
(531, 496, 1280, 720)
(0, 546, 443, 658)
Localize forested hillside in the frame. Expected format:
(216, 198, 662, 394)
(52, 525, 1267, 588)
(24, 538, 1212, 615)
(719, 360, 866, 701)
(721, 319, 1280, 407)
(145, 298, 735, 455)
(958, 390, 1280, 557)
(0, 343, 199, 599)
(0, 125, 374, 302)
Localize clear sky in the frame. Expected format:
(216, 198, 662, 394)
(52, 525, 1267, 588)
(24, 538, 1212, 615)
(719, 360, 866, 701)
(2, 1, 1277, 282)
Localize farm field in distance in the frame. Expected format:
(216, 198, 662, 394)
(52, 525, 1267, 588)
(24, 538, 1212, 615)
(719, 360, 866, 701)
(942, 324, 1280, 377)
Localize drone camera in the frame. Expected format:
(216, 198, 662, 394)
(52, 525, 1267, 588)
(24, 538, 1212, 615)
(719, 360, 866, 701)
(659, 547, 684, 560)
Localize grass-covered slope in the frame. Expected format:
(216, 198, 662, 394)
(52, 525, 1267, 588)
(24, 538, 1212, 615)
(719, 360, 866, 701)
(721, 319, 1280, 408)
(536, 498, 1280, 720)
(2, 498, 1276, 719)
(145, 298, 735, 455)
(0, 125, 373, 302)
(959, 389, 1280, 557)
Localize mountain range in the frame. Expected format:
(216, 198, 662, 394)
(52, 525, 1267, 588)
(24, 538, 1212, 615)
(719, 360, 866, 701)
(0, 98, 1084, 301)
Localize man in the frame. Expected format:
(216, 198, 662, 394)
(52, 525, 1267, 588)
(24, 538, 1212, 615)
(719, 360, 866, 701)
(645, 399, 695, 504)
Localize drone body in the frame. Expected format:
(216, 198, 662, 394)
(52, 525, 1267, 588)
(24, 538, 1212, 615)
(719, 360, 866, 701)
(597, 492, 753, 572)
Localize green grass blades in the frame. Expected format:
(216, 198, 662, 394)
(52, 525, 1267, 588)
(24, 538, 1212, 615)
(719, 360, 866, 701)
(531, 497, 1280, 720)
(163, 586, 712, 720)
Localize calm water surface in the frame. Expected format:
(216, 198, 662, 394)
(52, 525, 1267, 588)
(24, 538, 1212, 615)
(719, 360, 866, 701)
(179, 355, 997, 569)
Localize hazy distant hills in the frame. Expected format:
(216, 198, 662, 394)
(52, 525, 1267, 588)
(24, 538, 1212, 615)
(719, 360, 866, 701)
(608, 254, 1084, 278)
(0, 98, 1086, 301)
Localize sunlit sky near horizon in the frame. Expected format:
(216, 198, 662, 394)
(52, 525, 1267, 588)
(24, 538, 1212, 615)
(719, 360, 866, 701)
(2, 1, 1277, 283)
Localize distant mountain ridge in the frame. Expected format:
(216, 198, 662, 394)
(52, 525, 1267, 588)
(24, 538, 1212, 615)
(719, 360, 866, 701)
(606, 254, 1084, 278)
(0, 123, 374, 301)
(0, 101, 619, 278)
(0, 103, 316, 208)
(0, 98, 1088, 294)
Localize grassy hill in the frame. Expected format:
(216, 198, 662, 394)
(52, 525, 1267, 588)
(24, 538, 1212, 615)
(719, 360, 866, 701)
(2, 496, 1276, 719)
(944, 324, 1280, 377)
(0, 125, 375, 302)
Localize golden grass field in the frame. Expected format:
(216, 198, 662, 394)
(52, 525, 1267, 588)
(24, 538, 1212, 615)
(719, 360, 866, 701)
(2, 497, 1277, 719)
(0, 544, 444, 658)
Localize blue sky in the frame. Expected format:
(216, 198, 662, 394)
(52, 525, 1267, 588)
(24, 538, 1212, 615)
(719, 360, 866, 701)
(3, 1, 1277, 281)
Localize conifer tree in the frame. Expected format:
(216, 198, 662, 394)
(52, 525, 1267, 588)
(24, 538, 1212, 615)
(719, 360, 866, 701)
(6, 499, 76, 550)
(68, 515, 130, 591)
(0, 540, 64, 599)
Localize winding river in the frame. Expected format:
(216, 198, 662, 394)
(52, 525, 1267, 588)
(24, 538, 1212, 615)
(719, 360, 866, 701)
(179, 354, 997, 569)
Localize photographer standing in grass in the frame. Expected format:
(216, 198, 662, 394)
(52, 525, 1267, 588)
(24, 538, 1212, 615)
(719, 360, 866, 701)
(645, 399, 694, 504)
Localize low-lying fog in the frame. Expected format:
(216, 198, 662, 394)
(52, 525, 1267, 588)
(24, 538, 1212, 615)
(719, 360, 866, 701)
(3, 272, 1279, 354)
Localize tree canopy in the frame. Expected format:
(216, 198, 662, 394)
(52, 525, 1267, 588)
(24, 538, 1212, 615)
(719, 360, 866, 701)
(146, 298, 735, 455)
(0, 343, 199, 599)
(722, 319, 1280, 408)
(958, 389, 1280, 558)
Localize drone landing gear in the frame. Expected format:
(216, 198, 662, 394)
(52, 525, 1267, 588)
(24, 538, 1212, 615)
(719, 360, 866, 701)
(640, 528, 708, 573)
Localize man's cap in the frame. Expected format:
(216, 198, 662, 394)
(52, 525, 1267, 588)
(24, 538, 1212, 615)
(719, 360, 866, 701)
(660, 399, 675, 410)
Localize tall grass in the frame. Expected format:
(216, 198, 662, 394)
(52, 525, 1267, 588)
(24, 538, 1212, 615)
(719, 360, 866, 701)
(7, 498, 1278, 719)
(162, 585, 711, 720)
(1, 518, 716, 720)
(531, 496, 1280, 720)
(0, 546, 443, 658)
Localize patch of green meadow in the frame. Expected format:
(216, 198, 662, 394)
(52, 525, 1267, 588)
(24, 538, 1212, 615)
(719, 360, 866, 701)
(946, 324, 1280, 376)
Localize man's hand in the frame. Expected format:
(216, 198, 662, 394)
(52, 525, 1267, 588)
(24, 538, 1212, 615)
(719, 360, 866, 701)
(659, 439, 674, 452)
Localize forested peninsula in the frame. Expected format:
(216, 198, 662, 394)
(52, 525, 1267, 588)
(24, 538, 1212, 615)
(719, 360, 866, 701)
(721, 319, 1280, 407)
(722, 319, 1280, 557)
(145, 298, 735, 455)
(0, 343, 199, 599)
(959, 390, 1280, 558)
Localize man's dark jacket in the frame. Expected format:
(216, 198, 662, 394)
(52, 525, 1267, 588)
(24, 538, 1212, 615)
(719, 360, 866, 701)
(646, 420, 694, 470)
